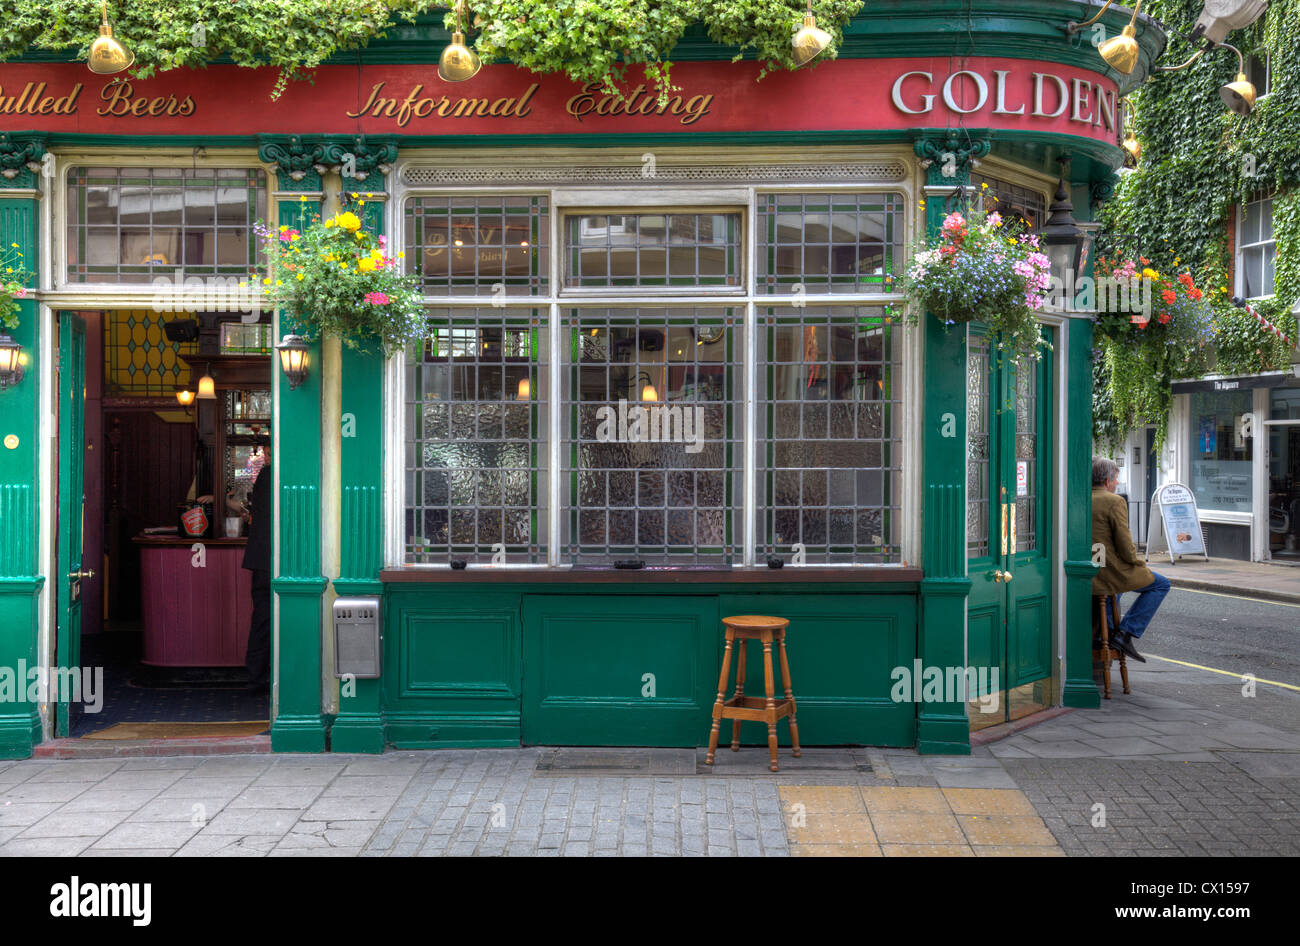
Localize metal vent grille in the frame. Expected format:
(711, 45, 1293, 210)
(402, 162, 909, 187)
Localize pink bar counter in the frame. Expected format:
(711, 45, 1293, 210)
(134, 536, 252, 667)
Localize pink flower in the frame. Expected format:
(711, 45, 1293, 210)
(942, 212, 966, 232)
(14, 288, 26, 298)
(378, 234, 387, 248)
(364, 291, 389, 305)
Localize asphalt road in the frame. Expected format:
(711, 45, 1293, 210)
(1131, 587, 1300, 735)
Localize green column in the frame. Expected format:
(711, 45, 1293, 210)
(913, 134, 990, 754)
(330, 146, 394, 754)
(1062, 180, 1104, 709)
(259, 138, 329, 752)
(0, 140, 44, 758)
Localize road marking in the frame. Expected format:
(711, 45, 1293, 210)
(1144, 654, 1300, 691)
(1171, 586, 1300, 609)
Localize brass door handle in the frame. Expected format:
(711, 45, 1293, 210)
(993, 569, 1013, 583)
(69, 569, 94, 579)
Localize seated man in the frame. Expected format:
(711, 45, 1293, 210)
(1091, 457, 1170, 663)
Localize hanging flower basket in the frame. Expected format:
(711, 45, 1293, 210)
(1, 242, 33, 331)
(902, 208, 1052, 360)
(250, 206, 426, 357)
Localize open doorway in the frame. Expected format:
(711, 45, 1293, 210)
(55, 309, 274, 741)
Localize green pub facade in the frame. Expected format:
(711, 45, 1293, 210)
(0, 2, 1168, 758)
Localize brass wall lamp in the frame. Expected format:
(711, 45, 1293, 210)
(87, 0, 133, 75)
(439, 1, 482, 82)
(1066, 0, 1145, 75)
(1157, 41, 1257, 116)
(792, 0, 832, 66)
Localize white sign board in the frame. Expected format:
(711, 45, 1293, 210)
(1145, 483, 1209, 565)
(1016, 460, 1029, 497)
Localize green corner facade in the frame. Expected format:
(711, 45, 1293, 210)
(0, 1, 1158, 758)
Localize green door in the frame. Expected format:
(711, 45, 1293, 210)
(56, 312, 88, 737)
(966, 327, 1055, 724)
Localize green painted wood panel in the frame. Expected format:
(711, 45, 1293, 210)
(0, 192, 44, 758)
(522, 594, 719, 747)
(718, 594, 917, 747)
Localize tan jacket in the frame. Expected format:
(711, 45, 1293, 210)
(1092, 488, 1155, 596)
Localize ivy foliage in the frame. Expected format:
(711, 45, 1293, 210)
(1096, 0, 1300, 445)
(0, 1, 864, 100)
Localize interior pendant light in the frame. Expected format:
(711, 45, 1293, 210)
(87, 0, 134, 75)
(516, 376, 530, 401)
(439, 2, 482, 82)
(1217, 43, 1257, 116)
(175, 388, 196, 407)
(637, 371, 659, 403)
(196, 364, 216, 400)
(791, 0, 832, 67)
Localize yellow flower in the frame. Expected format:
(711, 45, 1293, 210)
(358, 257, 377, 272)
(263, 278, 272, 286)
(981, 182, 989, 190)
(339, 262, 348, 269)
(296, 273, 305, 281)
(299, 195, 308, 203)
(279, 225, 288, 233)
(351, 192, 359, 198)
(1141, 267, 1158, 280)
(275, 280, 282, 287)
(324, 218, 336, 228)
(337, 211, 362, 232)
(9, 243, 16, 248)
(4, 268, 10, 275)
(359, 200, 366, 207)
(290, 233, 299, 241)
(397, 251, 405, 258)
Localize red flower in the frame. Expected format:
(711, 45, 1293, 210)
(1158, 312, 1171, 325)
(1178, 273, 1194, 290)
(1139, 256, 1150, 265)
(1190, 288, 1203, 301)
(1161, 289, 1177, 305)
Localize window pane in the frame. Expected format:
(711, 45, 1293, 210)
(65, 167, 264, 284)
(562, 307, 741, 564)
(1243, 201, 1261, 245)
(565, 213, 741, 289)
(759, 306, 903, 564)
(757, 193, 904, 294)
(405, 309, 547, 564)
(405, 195, 548, 296)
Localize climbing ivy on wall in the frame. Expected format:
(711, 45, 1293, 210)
(0, 1, 863, 99)
(1096, 0, 1300, 445)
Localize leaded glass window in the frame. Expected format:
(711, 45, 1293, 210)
(405, 309, 547, 564)
(758, 306, 902, 564)
(65, 167, 264, 284)
(565, 213, 741, 289)
(404, 195, 548, 296)
(1015, 356, 1037, 553)
(757, 193, 904, 294)
(562, 307, 742, 564)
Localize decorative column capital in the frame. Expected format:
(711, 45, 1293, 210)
(1090, 172, 1121, 209)
(913, 134, 992, 188)
(0, 134, 47, 190)
(259, 134, 398, 192)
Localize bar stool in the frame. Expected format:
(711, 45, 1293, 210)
(705, 615, 802, 772)
(1092, 595, 1130, 699)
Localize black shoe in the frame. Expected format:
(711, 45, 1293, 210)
(1111, 631, 1146, 663)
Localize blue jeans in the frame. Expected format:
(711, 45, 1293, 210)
(1118, 572, 1170, 638)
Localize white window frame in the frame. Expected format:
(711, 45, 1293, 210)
(385, 152, 918, 571)
(1247, 49, 1271, 101)
(1236, 193, 1276, 301)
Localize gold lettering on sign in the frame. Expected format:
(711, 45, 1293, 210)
(347, 82, 538, 127)
(95, 81, 195, 118)
(0, 82, 82, 115)
(565, 82, 714, 125)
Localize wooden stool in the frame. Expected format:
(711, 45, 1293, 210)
(1092, 595, 1130, 699)
(705, 615, 801, 772)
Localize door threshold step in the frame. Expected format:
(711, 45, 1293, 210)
(969, 706, 1075, 746)
(32, 735, 272, 759)
(532, 746, 872, 777)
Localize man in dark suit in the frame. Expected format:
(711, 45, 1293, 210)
(242, 450, 272, 689)
(1092, 456, 1169, 663)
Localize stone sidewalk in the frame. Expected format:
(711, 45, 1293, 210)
(1157, 557, 1300, 605)
(2, 666, 1297, 856)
